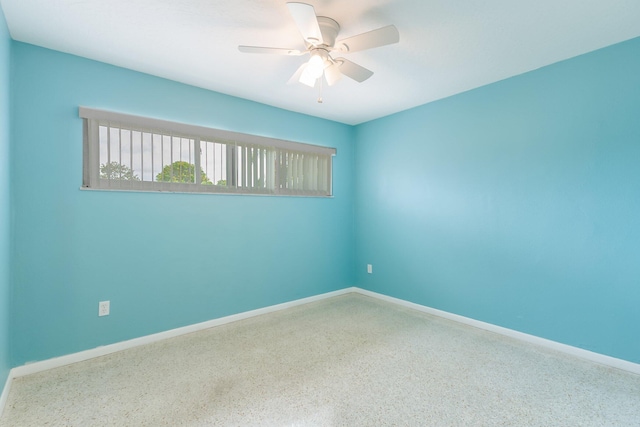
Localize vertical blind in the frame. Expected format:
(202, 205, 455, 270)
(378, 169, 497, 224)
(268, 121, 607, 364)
(80, 107, 336, 196)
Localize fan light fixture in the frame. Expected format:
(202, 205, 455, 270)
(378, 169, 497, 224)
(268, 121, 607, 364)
(306, 53, 325, 78)
(300, 50, 328, 87)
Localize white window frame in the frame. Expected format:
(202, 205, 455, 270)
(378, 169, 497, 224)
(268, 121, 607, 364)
(80, 107, 336, 197)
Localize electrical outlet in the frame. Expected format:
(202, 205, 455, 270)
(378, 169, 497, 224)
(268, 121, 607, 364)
(98, 300, 110, 317)
(367, 264, 373, 274)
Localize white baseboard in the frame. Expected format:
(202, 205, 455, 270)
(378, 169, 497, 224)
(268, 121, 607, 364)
(10, 287, 357, 379)
(4, 283, 638, 408)
(353, 288, 640, 375)
(0, 372, 11, 420)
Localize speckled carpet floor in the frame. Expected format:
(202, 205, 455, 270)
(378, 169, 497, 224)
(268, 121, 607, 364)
(1, 293, 639, 426)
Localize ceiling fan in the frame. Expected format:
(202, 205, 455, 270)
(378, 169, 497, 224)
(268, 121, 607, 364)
(238, 2, 399, 95)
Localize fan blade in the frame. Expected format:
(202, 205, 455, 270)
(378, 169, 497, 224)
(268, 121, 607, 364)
(287, 2, 323, 45)
(335, 58, 373, 83)
(336, 25, 399, 53)
(238, 46, 303, 55)
(324, 62, 342, 86)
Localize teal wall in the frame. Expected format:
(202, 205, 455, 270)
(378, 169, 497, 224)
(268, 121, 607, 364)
(5, 28, 640, 369)
(355, 37, 640, 363)
(0, 5, 11, 386)
(10, 42, 355, 366)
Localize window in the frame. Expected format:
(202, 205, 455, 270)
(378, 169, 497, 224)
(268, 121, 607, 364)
(80, 107, 336, 196)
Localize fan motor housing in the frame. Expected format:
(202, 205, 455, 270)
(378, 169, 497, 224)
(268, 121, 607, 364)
(316, 16, 340, 47)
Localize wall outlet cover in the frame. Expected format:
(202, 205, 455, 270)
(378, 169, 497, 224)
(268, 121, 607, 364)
(98, 301, 110, 317)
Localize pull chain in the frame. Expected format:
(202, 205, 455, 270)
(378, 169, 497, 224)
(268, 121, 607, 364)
(317, 75, 324, 104)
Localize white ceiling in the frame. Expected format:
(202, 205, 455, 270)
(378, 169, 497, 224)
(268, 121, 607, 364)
(2, 0, 640, 125)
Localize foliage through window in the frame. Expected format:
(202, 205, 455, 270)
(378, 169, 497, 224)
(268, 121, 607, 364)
(80, 107, 336, 196)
